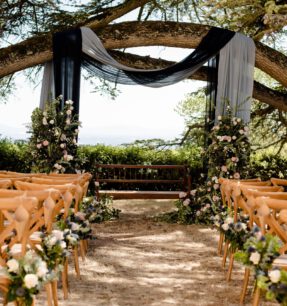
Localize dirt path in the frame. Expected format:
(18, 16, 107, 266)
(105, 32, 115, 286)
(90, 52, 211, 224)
(43, 200, 276, 306)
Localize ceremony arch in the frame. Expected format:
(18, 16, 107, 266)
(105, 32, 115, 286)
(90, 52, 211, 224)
(40, 26, 255, 127)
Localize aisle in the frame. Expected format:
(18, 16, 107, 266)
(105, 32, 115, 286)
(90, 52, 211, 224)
(53, 200, 276, 306)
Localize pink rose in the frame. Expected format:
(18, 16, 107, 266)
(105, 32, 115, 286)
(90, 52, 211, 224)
(42, 140, 49, 146)
(221, 165, 228, 172)
(234, 173, 240, 179)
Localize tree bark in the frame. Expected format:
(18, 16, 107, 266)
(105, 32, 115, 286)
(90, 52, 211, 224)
(0, 21, 286, 110)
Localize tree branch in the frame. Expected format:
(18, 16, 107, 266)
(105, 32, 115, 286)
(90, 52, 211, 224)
(0, 20, 286, 111)
(109, 50, 287, 112)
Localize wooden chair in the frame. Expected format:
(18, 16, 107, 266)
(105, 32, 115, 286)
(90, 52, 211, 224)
(0, 196, 40, 305)
(13, 181, 82, 300)
(246, 197, 287, 306)
(0, 193, 62, 306)
(222, 183, 284, 282)
(218, 180, 274, 257)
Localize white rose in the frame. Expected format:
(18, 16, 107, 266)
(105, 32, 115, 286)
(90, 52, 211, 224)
(183, 199, 191, 207)
(225, 217, 234, 224)
(24, 274, 39, 289)
(7, 259, 19, 273)
(36, 143, 42, 149)
(60, 143, 65, 149)
(60, 241, 67, 249)
(269, 269, 281, 283)
(190, 189, 196, 196)
(66, 119, 71, 125)
(71, 223, 80, 231)
(49, 120, 54, 124)
(49, 236, 57, 246)
(250, 252, 261, 265)
(64, 154, 73, 161)
(36, 262, 48, 278)
(217, 116, 222, 120)
(52, 230, 64, 241)
(42, 117, 48, 125)
(66, 110, 72, 115)
(179, 192, 187, 199)
(222, 223, 229, 231)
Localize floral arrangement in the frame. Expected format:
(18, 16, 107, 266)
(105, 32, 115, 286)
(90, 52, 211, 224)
(3, 250, 50, 306)
(257, 268, 287, 305)
(36, 230, 70, 271)
(80, 195, 120, 223)
(28, 97, 81, 173)
(206, 106, 250, 180)
(217, 215, 250, 251)
(170, 105, 251, 225)
(235, 227, 281, 270)
(65, 211, 93, 240)
(235, 227, 287, 304)
(57, 209, 93, 241)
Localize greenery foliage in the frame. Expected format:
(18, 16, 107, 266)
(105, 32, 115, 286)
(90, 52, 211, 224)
(27, 98, 81, 173)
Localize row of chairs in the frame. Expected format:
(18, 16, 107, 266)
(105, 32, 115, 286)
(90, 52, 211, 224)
(0, 171, 92, 305)
(218, 177, 287, 305)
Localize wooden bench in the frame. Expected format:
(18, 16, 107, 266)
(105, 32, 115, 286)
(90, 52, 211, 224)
(95, 164, 191, 200)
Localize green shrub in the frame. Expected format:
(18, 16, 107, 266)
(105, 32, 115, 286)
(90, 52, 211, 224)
(0, 138, 32, 172)
(249, 153, 287, 180)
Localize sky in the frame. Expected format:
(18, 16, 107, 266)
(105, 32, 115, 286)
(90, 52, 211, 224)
(0, 46, 204, 145)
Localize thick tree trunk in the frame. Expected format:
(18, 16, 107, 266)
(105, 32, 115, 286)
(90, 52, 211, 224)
(0, 21, 286, 111)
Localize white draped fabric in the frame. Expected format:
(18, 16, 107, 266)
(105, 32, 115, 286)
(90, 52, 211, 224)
(215, 33, 255, 123)
(39, 61, 54, 110)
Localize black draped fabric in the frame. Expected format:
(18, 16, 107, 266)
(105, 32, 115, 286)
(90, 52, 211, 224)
(52, 27, 235, 118)
(53, 28, 82, 114)
(81, 27, 235, 86)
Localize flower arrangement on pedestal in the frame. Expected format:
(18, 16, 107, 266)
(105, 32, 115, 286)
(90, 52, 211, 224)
(28, 97, 81, 173)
